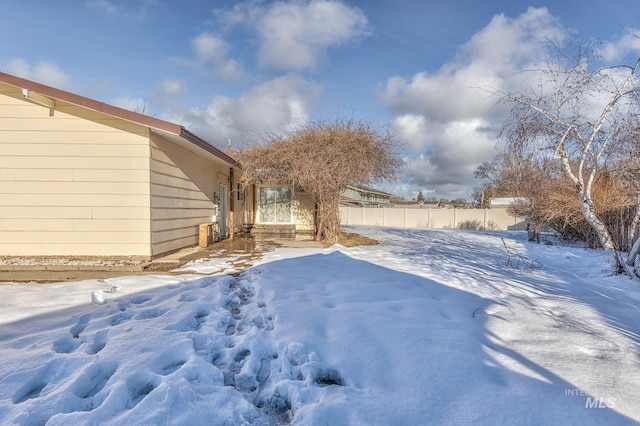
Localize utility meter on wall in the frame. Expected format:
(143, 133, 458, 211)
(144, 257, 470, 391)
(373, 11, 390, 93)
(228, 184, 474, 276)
(212, 204, 219, 223)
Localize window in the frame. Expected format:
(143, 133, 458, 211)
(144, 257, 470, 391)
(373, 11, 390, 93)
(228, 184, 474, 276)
(237, 182, 244, 201)
(258, 186, 292, 223)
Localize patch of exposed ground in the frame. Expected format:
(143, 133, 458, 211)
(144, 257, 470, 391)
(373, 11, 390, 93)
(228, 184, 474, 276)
(0, 232, 377, 283)
(325, 232, 379, 248)
(0, 257, 146, 269)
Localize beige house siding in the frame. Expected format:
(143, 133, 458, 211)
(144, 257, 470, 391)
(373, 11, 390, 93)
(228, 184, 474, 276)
(149, 132, 231, 256)
(0, 83, 153, 257)
(0, 72, 247, 258)
(293, 191, 315, 232)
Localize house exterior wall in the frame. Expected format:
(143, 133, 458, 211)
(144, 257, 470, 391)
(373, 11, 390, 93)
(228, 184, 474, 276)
(0, 84, 153, 257)
(343, 187, 363, 201)
(293, 190, 315, 232)
(149, 132, 230, 256)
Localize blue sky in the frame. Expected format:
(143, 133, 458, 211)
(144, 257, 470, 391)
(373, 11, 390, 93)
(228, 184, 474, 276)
(2, 1, 639, 200)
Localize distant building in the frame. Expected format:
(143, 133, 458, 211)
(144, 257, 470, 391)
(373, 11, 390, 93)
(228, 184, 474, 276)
(392, 200, 442, 209)
(340, 185, 394, 208)
(489, 197, 527, 208)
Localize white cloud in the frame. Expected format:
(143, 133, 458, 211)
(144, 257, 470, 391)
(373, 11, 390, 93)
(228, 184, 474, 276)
(148, 78, 188, 114)
(213, 0, 369, 71)
(178, 74, 322, 148)
(256, 0, 369, 70)
(3, 58, 71, 89)
(85, 0, 119, 17)
(380, 7, 566, 200)
(175, 33, 244, 80)
(211, 0, 263, 31)
(160, 78, 187, 95)
(600, 28, 640, 63)
(390, 114, 428, 152)
(111, 96, 148, 113)
(85, 0, 160, 22)
(396, 118, 495, 193)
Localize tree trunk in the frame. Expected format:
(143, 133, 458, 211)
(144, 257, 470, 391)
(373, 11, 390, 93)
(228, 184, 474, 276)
(557, 141, 622, 274)
(315, 204, 325, 241)
(625, 234, 640, 268)
(578, 193, 621, 273)
(625, 204, 640, 270)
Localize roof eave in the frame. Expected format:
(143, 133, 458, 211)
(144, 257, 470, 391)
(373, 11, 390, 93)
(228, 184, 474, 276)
(179, 127, 238, 166)
(0, 71, 239, 166)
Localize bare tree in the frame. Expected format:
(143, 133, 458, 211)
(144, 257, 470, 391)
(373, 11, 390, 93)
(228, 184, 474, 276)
(498, 42, 640, 274)
(472, 152, 535, 207)
(511, 162, 629, 248)
(616, 133, 640, 273)
(232, 118, 400, 243)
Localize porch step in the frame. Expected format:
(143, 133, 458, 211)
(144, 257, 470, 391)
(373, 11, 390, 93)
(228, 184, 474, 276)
(250, 224, 296, 237)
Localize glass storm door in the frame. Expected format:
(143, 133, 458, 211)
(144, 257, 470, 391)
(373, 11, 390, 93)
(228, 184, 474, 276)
(218, 184, 228, 238)
(258, 186, 292, 223)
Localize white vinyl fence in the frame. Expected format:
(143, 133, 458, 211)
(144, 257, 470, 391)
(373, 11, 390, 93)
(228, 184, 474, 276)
(339, 206, 528, 231)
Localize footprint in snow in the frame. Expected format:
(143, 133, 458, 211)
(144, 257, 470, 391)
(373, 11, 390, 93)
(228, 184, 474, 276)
(11, 361, 57, 404)
(12, 378, 47, 404)
(198, 276, 220, 288)
(225, 323, 237, 336)
(179, 292, 200, 302)
(124, 373, 160, 409)
(313, 368, 344, 387)
(228, 304, 242, 319)
(134, 307, 168, 320)
(115, 295, 153, 311)
(86, 330, 110, 355)
(164, 308, 210, 332)
(218, 276, 239, 294)
(70, 360, 118, 401)
(109, 312, 134, 326)
(130, 295, 152, 305)
(158, 359, 187, 376)
(152, 347, 192, 376)
(194, 308, 210, 329)
(70, 313, 92, 339)
(52, 335, 81, 354)
(282, 343, 345, 387)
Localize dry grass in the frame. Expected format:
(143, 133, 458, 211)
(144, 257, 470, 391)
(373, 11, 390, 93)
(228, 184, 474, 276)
(323, 232, 379, 248)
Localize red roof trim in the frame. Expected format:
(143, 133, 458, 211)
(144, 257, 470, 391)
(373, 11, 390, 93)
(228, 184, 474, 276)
(180, 127, 237, 165)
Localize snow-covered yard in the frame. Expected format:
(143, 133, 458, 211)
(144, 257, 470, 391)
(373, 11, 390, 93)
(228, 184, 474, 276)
(1, 227, 639, 425)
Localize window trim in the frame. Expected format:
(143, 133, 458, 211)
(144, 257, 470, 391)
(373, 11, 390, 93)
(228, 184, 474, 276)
(256, 184, 294, 224)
